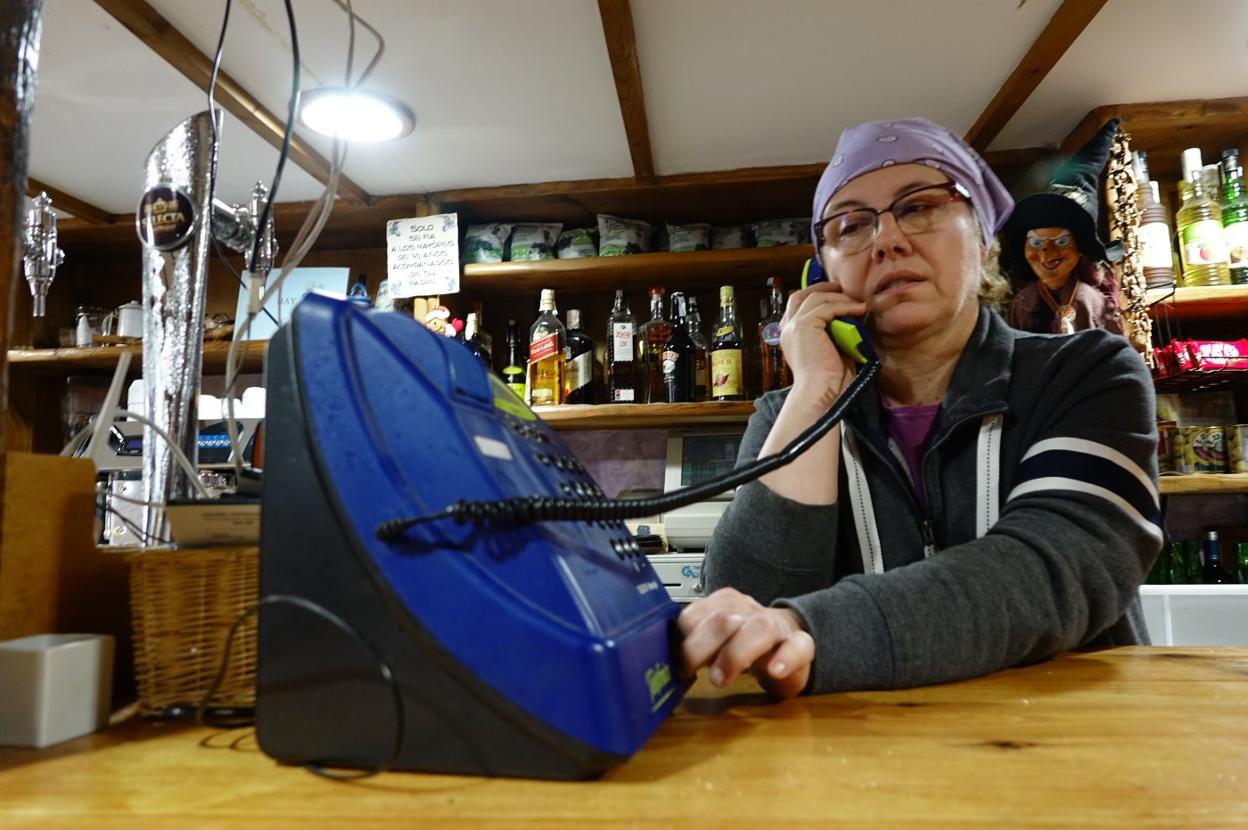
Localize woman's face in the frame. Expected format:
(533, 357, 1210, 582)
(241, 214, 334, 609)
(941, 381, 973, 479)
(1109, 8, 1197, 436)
(818, 163, 984, 343)
(1023, 227, 1079, 291)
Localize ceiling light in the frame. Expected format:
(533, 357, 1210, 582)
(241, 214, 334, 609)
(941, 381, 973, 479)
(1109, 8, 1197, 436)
(298, 88, 414, 142)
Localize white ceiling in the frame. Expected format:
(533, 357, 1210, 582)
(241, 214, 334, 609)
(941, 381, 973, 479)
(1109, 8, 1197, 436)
(990, 0, 1248, 150)
(631, 0, 1064, 174)
(25, 0, 1248, 218)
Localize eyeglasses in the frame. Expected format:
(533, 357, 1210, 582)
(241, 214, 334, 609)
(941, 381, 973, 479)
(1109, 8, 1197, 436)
(816, 182, 971, 255)
(1026, 232, 1073, 249)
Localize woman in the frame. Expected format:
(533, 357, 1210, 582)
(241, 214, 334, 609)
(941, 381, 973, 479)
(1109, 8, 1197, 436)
(679, 118, 1160, 699)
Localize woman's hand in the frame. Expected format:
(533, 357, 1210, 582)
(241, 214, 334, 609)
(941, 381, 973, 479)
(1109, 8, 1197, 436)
(781, 281, 867, 400)
(677, 587, 815, 699)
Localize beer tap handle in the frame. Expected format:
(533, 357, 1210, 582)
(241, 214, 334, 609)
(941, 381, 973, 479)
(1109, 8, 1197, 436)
(22, 192, 63, 318)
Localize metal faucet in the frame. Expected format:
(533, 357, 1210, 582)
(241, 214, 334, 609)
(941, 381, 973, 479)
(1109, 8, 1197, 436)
(22, 191, 64, 317)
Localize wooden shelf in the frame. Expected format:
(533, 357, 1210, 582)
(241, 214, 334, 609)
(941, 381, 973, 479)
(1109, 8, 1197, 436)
(1160, 474, 1248, 495)
(1147, 285, 1248, 321)
(463, 245, 811, 296)
(534, 401, 755, 430)
(7, 341, 268, 375)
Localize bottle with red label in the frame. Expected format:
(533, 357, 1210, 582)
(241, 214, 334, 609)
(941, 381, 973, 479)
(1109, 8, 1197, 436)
(635, 287, 672, 404)
(759, 276, 792, 392)
(525, 288, 567, 407)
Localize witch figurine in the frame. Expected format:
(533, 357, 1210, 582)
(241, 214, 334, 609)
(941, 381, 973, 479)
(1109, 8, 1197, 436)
(1000, 118, 1124, 336)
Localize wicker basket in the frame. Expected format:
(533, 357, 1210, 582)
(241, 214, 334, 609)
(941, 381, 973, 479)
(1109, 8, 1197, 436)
(128, 545, 259, 716)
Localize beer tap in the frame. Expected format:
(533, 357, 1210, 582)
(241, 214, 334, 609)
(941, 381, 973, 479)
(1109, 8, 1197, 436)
(211, 180, 278, 312)
(22, 191, 64, 318)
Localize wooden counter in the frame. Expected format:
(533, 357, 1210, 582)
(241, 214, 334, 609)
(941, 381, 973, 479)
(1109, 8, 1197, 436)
(1, 647, 1245, 829)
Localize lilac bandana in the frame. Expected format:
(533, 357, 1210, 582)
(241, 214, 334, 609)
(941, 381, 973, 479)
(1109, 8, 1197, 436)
(811, 117, 1013, 250)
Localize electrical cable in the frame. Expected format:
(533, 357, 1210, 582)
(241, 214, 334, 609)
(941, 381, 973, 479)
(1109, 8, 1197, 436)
(196, 593, 404, 780)
(98, 498, 173, 547)
(376, 360, 880, 540)
(222, 0, 386, 485)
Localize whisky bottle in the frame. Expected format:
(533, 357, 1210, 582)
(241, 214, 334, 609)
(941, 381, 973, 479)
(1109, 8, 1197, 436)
(525, 289, 566, 407)
(564, 308, 595, 405)
(710, 285, 744, 401)
(661, 292, 696, 403)
(635, 287, 672, 404)
(686, 295, 710, 401)
(606, 289, 638, 403)
(759, 276, 792, 392)
(502, 318, 526, 399)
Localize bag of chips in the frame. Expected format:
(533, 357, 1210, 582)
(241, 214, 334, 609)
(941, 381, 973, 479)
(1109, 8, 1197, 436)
(507, 223, 562, 261)
(711, 225, 752, 250)
(666, 222, 711, 253)
(597, 214, 652, 256)
(462, 223, 513, 264)
(752, 218, 809, 248)
(555, 227, 599, 259)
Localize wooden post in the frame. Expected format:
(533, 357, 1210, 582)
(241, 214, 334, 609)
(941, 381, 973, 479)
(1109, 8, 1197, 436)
(0, 0, 45, 544)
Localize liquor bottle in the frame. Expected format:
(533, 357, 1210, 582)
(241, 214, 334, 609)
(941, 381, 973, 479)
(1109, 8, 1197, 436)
(759, 276, 793, 392)
(1145, 544, 1170, 585)
(1182, 539, 1202, 585)
(635, 287, 672, 404)
(1201, 531, 1231, 584)
(464, 311, 493, 367)
(710, 285, 745, 401)
(1176, 148, 1231, 286)
(1220, 149, 1248, 286)
(1131, 151, 1177, 288)
(661, 292, 696, 403)
(501, 318, 526, 399)
(686, 296, 711, 402)
(606, 289, 638, 403)
(1236, 542, 1248, 584)
(525, 289, 566, 407)
(564, 308, 595, 405)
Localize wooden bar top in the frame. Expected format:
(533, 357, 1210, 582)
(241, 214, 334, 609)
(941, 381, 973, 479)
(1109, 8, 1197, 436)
(1, 647, 1245, 829)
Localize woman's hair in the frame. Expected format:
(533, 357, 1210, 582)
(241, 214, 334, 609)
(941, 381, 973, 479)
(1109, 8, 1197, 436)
(977, 238, 1010, 311)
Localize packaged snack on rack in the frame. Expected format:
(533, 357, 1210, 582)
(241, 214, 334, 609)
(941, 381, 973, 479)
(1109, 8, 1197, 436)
(462, 223, 513, 264)
(507, 223, 562, 261)
(597, 214, 653, 256)
(710, 225, 752, 250)
(555, 227, 598, 259)
(665, 222, 711, 253)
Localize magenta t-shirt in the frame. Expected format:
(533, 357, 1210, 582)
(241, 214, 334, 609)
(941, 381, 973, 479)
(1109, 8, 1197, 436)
(880, 399, 941, 498)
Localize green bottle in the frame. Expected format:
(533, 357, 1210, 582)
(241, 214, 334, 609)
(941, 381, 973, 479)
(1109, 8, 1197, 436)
(501, 318, 526, 399)
(1220, 149, 1248, 285)
(1235, 542, 1248, 585)
(1146, 544, 1170, 585)
(1183, 539, 1202, 585)
(1166, 541, 1187, 585)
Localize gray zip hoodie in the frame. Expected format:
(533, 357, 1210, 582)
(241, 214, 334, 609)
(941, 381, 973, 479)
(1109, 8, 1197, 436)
(703, 306, 1161, 693)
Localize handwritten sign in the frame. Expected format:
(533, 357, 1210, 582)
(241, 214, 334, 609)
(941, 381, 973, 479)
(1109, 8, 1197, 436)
(233, 267, 349, 341)
(386, 213, 460, 297)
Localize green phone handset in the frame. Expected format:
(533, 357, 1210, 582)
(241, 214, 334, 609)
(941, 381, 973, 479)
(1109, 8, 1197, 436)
(799, 257, 877, 364)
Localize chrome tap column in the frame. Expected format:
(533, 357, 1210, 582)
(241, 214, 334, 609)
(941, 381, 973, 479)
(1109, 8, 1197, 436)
(135, 110, 220, 541)
(22, 191, 62, 317)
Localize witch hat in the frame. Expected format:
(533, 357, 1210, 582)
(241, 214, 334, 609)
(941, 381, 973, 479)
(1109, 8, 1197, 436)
(1000, 118, 1123, 281)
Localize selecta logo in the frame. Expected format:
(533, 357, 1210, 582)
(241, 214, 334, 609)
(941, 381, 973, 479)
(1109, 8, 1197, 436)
(136, 184, 196, 252)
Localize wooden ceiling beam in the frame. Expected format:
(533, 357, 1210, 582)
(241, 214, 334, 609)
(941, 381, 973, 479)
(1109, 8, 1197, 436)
(95, 0, 372, 205)
(964, 0, 1108, 152)
(1061, 96, 1248, 156)
(26, 178, 116, 226)
(597, 0, 656, 184)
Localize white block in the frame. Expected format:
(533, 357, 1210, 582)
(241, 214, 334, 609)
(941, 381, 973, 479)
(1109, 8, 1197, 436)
(0, 634, 114, 748)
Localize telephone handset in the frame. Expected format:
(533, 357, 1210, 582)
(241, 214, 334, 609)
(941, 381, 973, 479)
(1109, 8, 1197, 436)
(799, 256, 877, 364)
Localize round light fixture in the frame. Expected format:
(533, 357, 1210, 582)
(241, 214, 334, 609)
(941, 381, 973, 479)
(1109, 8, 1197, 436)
(298, 88, 414, 142)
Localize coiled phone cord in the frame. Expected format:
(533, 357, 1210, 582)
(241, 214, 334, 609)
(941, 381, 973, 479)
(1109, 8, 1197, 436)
(376, 359, 879, 542)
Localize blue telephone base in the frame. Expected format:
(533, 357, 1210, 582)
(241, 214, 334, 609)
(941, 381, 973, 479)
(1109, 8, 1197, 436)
(256, 322, 627, 779)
